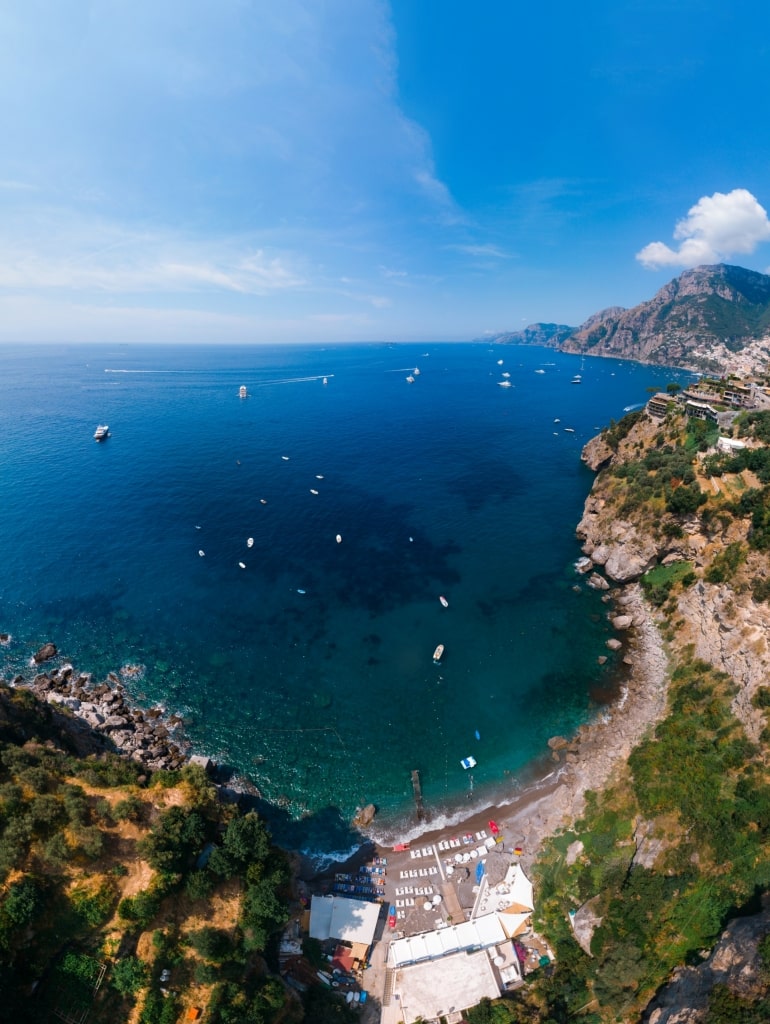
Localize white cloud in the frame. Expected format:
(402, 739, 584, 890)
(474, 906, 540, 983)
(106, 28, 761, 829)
(0, 216, 305, 296)
(447, 244, 513, 259)
(636, 188, 770, 269)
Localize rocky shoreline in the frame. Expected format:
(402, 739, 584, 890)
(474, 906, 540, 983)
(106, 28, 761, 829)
(5, 659, 192, 773)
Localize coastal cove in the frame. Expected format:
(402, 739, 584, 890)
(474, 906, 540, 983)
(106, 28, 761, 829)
(0, 342, 686, 861)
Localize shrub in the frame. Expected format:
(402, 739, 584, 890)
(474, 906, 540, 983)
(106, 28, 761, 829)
(111, 955, 147, 996)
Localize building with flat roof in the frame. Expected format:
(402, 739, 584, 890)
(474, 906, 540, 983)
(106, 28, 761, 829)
(393, 949, 502, 1024)
(309, 895, 381, 949)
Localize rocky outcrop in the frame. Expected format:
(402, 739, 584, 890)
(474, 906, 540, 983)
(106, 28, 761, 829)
(577, 495, 659, 583)
(352, 803, 377, 828)
(13, 667, 191, 771)
(33, 642, 57, 663)
(581, 433, 616, 472)
(642, 895, 770, 1023)
(674, 581, 770, 742)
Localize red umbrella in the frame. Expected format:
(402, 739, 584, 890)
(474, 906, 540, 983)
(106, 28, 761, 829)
(488, 820, 500, 834)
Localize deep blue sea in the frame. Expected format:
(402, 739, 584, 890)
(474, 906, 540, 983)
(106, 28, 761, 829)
(0, 342, 684, 861)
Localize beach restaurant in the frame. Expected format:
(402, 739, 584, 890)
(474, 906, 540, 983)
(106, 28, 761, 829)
(308, 894, 381, 965)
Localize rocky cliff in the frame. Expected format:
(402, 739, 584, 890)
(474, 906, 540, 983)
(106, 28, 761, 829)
(577, 409, 770, 739)
(494, 264, 770, 375)
(642, 895, 770, 1024)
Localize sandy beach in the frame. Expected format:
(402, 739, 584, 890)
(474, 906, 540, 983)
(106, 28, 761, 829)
(348, 582, 669, 882)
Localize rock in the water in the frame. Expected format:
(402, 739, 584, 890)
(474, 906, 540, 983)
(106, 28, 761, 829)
(547, 735, 569, 751)
(33, 642, 57, 664)
(606, 638, 623, 651)
(612, 614, 634, 630)
(352, 803, 377, 828)
(587, 572, 610, 591)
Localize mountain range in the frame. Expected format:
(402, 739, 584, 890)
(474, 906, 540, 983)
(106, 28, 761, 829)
(492, 264, 770, 374)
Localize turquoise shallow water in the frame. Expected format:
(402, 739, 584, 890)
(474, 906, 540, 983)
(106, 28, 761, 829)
(0, 342, 684, 859)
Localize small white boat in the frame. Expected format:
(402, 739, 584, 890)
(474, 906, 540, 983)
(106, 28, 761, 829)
(195, 525, 202, 530)
(93, 424, 109, 441)
(497, 380, 512, 388)
(497, 359, 503, 365)
(297, 588, 306, 595)
(198, 550, 205, 557)
(433, 644, 444, 664)
(239, 385, 247, 398)
(564, 427, 575, 432)
(310, 488, 319, 495)
(439, 595, 449, 608)
(238, 562, 246, 569)
(571, 375, 582, 384)
(282, 455, 290, 461)
(260, 498, 267, 505)
(460, 756, 477, 770)
(247, 538, 254, 548)
(316, 474, 324, 479)
(502, 371, 510, 378)
(413, 367, 420, 375)
(406, 375, 415, 383)
(535, 369, 545, 374)
(336, 534, 342, 544)
(323, 377, 328, 385)
(554, 418, 560, 423)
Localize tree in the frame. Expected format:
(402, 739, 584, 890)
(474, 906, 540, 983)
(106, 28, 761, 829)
(666, 382, 682, 394)
(188, 926, 232, 963)
(111, 955, 147, 996)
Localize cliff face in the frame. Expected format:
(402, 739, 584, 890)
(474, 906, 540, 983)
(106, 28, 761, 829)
(564, 264, 770, 370)
(495, 264, 770, 374)
(578, 411, 770, 741)
(642, 896, 770, 1024)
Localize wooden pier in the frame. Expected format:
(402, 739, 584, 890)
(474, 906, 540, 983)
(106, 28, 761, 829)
(411, 769, 425, 821)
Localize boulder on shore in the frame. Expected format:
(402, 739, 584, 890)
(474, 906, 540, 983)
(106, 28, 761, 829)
(352, 803, 377, 828)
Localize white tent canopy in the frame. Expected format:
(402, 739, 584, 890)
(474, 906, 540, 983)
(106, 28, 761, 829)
(389, 913, 507, 968)
(504, 863, 534, 912)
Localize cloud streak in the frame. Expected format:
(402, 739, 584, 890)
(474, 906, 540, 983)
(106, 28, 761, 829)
(636, 188, 770, 269)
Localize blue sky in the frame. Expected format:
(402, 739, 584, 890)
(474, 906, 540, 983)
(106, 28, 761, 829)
(2, 0, 770, 344)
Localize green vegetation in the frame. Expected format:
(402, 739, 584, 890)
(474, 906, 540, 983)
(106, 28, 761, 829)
(0, 682, 339, 1023)
(641, 561, 696, 607)
(529, 656, 770, 1020)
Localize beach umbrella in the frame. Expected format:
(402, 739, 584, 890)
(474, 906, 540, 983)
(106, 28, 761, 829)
(454, 854, 463, 862)
(432, 894, 442, 904)
(446, 865, 454, 876)
(470, 849, 478, 859)
(424, 901, 433, 910)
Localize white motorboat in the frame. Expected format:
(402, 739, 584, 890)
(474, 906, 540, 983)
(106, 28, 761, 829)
(497, 380, 512, 388)
(93, 424, 109, 441)
(433, 644, 444, 664)
(239, 385, 247, 398)
(247, 538, 254, 548)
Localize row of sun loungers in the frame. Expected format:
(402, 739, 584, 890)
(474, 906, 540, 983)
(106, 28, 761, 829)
(409, 846, 436, 858)
(399, 864, 436, 880)
(394, 886, 434, 896)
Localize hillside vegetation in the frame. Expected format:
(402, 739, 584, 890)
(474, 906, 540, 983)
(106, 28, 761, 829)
(0, 684, 355, 1024)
